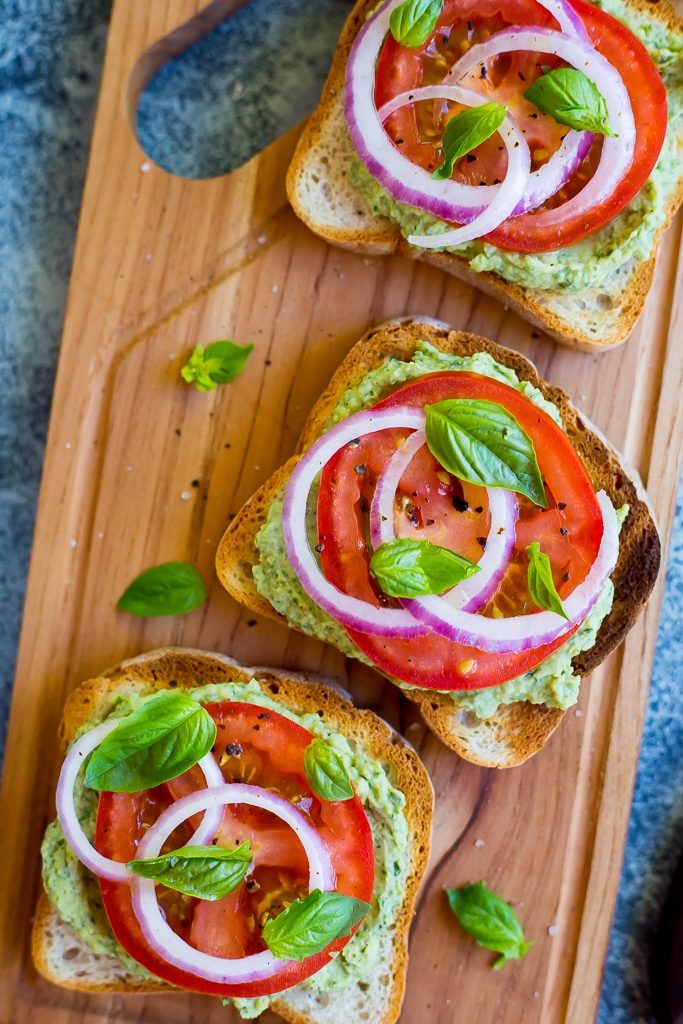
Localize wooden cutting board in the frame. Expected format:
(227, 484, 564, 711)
(2, 1, 682, 1022)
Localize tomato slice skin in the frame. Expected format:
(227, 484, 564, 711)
(96, 701, 375, 998)
(372, 0, 667, 254)
(317, 372, 603, 691)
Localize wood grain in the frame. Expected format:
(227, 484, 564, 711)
(1, 2, 682, 1023)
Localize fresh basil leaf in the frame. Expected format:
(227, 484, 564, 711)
(262, 889, 370, 962)
(524, 68, 615, 137)
(425, 399, 546, 508)
(304, 739, 354, 802)
(433, 103, 507, 180)
(181, 340, 254, 393)
(389, 0, 443, 47)
(117, 562, 206, 618)
(446, 882, 534, 969)
(127, 841, 252, 900)
(84, 691, 217, 792)
(526, 541, 568, 619)
(370, 538, 479, 598)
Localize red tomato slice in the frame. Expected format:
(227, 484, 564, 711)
(95, 701, 375, 998)
(317, 372, 603, 690)
(373, 0, 667, 253)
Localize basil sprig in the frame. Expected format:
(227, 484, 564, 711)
(524, 68, 615, 137)
(262, 889, 370, 961)
(526, 541, 568, 619)
(370, 538, 479, 598)
(117, 562, 206, 618)
(433, 103, 507, 180)
(389, 0, 443, 48)
(425, 399, 546, 508)
(446, 882, 534, 969)
(127, 842, 252, 900)
(84, 691, 217, 792)
(304, 739, 354, 802)
(181, 340, 254, 393)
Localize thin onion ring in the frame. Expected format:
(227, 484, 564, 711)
(282, 407, 429, 638)
(130, 784, 336, 985)
(368, 429, 518, 611)
(56, 719, 224, 883)
(403, 489, 618, 651)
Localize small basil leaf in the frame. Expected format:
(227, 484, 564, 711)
(126, 842, 252, 900)
(433, 103, 507, 180)
(304, 739, 354, 802)
(446, 882, 534, 969)
(370, 538, 479, 598)
(389, 0, 443, 48)
(425, 399, 547, 508)
(84, 691, 217, 792)
(181, 340, 254, 393)
(524, 68, 615, 137)
(117, 562, 206, 618)
(262, 889, 370, 962)
(526, 541, 568, 619)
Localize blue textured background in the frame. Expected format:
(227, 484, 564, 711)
(1, 1, 681, 1020)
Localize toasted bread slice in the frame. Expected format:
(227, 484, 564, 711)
(216, 317, 661, 767)
(285, 0, 683, 351)
(33, 647, 434, 1024)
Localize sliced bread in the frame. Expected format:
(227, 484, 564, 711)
(216, 317, 661, 767)
(33, 646, 434, 1024)
(286, 0, 683, 351)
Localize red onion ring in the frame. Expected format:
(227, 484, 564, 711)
(346, 3, 528, 225)
(403, 86, 531, 247)
(378, 86, 593, 219)
(130, 784, 335, 985)
(56, 719, 224, 883)
(345, 0, 594, 232)
(282, 407, 429, 638)
(368, 430, 518, 612)
(402, 489, 618, 652)
(448, 28, 636, 226)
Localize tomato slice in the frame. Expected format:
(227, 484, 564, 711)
(373, 0, 667, 253)
(317, 372, 603, 690)
(95, 701, 375, 998)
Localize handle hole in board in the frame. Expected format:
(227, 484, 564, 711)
(134, 0, 354, 180)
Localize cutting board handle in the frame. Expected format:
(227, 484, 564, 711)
(126, 0, 252, 132)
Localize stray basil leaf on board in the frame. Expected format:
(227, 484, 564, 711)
(370, 538, 479, 598)
(84, 691, 217, 792)
(262, 889, 370, 961)
(425, 398, 547, 507)
(117, 562, 206, 618)
(446, 882, 534, 969)
(181, 340, 254, 393)
(127, 842, 253, 900)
